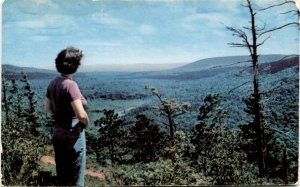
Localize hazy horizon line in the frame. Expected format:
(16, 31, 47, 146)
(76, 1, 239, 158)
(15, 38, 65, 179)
(3, 53, 298, 72)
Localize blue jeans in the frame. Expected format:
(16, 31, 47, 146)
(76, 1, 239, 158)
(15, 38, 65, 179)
(52, 121, 86, 186)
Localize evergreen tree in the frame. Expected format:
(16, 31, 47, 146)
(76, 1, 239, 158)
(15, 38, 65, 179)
(191, 94, 258, 185)
(227, 0, 298, 177)
(10, 79, 23, 117)
(262, 77, 299, 183)
(129, 114, 164, 163)
(1, 73, 51, 185)
(94, 109, 127, 165)
(191, 93, 223, 171)
(20, 72, 40, 135)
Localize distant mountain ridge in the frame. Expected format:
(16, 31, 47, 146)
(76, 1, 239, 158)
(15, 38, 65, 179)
(132, 55, 299, 80)
(2, 64, 57, 80)
(2, 54, 298, 76)
(2, 64, 55, 73)
(175, 54, 298, 72)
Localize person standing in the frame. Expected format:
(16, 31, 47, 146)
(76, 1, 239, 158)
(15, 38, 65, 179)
(44, 46, 89, 186)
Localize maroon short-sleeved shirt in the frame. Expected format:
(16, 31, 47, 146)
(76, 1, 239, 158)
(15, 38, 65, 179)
(46, 76, 87, 127)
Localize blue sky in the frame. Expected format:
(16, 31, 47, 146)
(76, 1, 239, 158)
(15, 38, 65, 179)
(2, 0, 299, 68)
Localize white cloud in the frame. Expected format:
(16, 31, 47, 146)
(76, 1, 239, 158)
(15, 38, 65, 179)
(32, 0, 59, 8)
(187, 13, 230, 23)
(17, 20, 46, 28)
(180, 13, 233, 32)
(138, 24, 156, 35)
(44, 14, 76, 27)
(85, 42, 205, 65)
(92, 13, 133, 27)
(15, 14, 75, 29)
(215, 0, 240, 13)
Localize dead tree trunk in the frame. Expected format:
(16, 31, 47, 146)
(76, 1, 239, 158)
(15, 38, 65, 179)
(227, 0, 298, 179)
(247, 0, 267, 177)
(253, 71, 267, 177)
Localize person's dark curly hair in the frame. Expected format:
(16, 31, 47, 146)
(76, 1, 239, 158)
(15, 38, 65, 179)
(55, 46, 83, 74)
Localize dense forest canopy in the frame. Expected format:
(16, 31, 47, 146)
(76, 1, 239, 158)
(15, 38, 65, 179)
(2, 54, 298, 185)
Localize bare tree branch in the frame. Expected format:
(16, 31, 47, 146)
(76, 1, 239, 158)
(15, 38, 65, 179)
(173, 111, 187, 118)
(259, 89, 282, 96)
(241, 2, 249, 9)
(227, 27, 247, 38)
(228, 81, 252, 93)
(256, 23, 267, 32)
(227, 26, 253, 55)
(212, 60, 252, 69)
(275, 54, 299, 62)
(258, 0, 295, 12)
(154, 119, 168, 127)
(281, 10, 299, 15)
(258, 22, 299, 37)
(228, 43, 250, 47)
(257, 36, 270, 47)
(235, 66, 252, 75)
(243, 26, 252, 30)
(265, 127, 292, 138)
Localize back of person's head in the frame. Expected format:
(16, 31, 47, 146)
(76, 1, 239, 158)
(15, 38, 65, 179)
(55, 46, 83, 74)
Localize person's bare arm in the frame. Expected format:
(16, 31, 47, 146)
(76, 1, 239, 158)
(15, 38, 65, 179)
(44, 97, 53, 113)
(71, 99, 89, 128)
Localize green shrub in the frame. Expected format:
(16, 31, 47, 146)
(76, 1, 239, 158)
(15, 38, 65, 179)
(1, 74, 52, 185)
(113, 131, 212, 186)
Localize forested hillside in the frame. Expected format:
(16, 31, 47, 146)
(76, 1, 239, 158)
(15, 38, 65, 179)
(1, 54, 298, 185)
